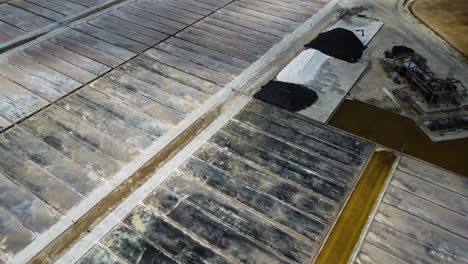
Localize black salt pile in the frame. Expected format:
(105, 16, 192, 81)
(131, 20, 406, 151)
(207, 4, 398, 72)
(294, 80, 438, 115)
(254, 80, 318, 112)
(305, 28, 365, 63)
(391, 46, 415, 56)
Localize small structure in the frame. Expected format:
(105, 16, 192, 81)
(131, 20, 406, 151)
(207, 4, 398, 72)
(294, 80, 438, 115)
(385, 47, 467, 110)
(384, 46, 468, 142)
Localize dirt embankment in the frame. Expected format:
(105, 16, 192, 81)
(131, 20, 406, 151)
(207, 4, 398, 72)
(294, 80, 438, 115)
(409, 0, 468, 57)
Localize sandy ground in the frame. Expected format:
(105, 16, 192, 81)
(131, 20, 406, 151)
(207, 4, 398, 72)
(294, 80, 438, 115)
(410, 0, 468, 57)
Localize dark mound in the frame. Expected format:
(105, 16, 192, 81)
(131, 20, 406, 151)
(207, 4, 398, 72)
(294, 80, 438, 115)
(254, 80, 318, 112)
(392, 45, 415, 56)
(304, 28, 365, 63)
